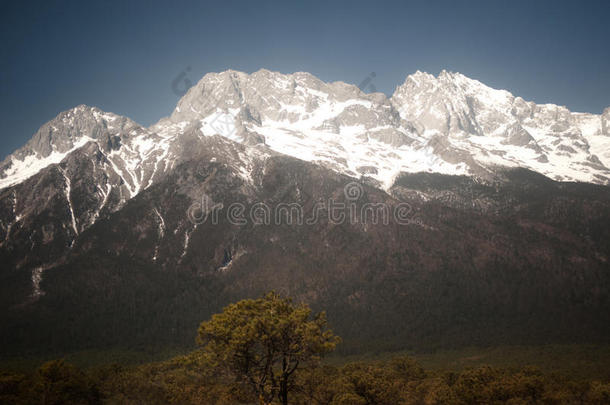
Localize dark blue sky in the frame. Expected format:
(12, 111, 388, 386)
(1, 0, 609, 159)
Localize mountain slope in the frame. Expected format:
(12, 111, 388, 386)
(2, 133, 609, 354)
(0, 69, 609, 356)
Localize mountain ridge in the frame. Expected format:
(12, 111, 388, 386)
(2, 69, 609, 194)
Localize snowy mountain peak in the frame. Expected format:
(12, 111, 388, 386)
(152, 68, 423, 189)
(2, 69, 610, 195)
(4, 104, 153, 162)
(392, 71, 610, 184)
(166, 68, 365, 126)
(0, 106, 143, 190)
(0, 105, 167, 193)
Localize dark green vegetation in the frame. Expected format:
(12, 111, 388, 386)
(332, 345, 610, 382)
(2, 294, 610, 404)
(4, 354, 610, 404)
(4, 344, 609, 383)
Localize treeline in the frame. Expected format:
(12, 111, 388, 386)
(1, 354, 610, 404)
(3, 293, 609, 404)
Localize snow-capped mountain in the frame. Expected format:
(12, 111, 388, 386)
(1, 68, 608, 255)
(2, 69, 610, 355)
(393, 70, 610, 184)
(155, 68, 610, 189)
(2, 69, 609, 196)
(0, 105, 173, 197)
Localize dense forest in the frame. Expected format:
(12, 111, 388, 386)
(1, 294, 609, 404)
(2, 352, 610, 404)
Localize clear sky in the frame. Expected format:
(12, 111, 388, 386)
(1, 0, 609, 159)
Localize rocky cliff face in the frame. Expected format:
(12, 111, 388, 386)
(0, 69, 609, 355)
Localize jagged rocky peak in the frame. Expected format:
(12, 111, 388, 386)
(150, 68, 610, 187)
(392, 70, 516, 135)
(0, 104, 167, 193)
(1, 104, 147, 174)
(151, 69, 414, 187)
(168, 68, 389, 125)
(19, 105, 144, 158)
(389, 70, 610, 185)
(396, 69, 514, 106)
(391, 69, 606, 141)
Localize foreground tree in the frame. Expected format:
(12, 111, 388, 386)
(197, 292, 341, 405)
